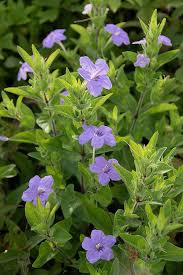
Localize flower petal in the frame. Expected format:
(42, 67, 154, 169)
(98, 172, 110, 185)
(90, 156, 107, 173)
(86, 249, 100, 264)
(91, 136, 104, 149)
(95, 59, 109, 75)
(98, 75, 112, 90)
(79, 126, 96, 145)
(100, 247, 114, 261)
(78, 68, 91, 81)
(103, 235, 116, 247)
(79, 56, 95, 72)
(87, 80, 103, 97)
(82, 237, 94, 250)
(104, 133, 116, 147)
(91, 229, 104, 243)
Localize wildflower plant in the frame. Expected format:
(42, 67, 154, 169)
(0, 3, 182, 275)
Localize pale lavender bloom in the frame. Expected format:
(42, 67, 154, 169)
(0, 135, 9, 141)
(43, 29, 66, 48)
(78, 124, 116, 149)
(22, 175, 53, 206)
(134, 54, 150, 68)
(60, 90, 69, 105)
(82, 3, 92, 15)
(17, 62, 33, 81)
(132, 38, 146, 45)
(158, 35, 172, 46)
(82, 229, 116, 264)
(133, 35, 172, 46)
(90, 156, 121, 185)
(78, 56, 112, 97)
(105, 24, 130, 46)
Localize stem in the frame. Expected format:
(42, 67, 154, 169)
(129, 90, 147, 133)
(80, 145, 85, 193)
(43, 93, 57, 136)
(92, 147, 95, 163)
(58, 42, 66, 53)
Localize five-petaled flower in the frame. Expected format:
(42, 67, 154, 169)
(78, 56, 112, 97)
(90, 156, 121, 185)
(79, 124, 116, 149)
(42, 29, 66, 48)
(134, 54, 150, 68)
(17, 62, 33, 81)
(60, 90, 69, 105)
(105, 24, 130, 46)
(133, 35, 172, 47)
(82, 3, 93, 15)
(22, 175, 54, 206)
(82, 229, 116, 264)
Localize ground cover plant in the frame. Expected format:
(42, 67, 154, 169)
(0, 1, 183, 275)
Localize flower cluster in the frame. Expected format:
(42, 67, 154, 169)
(20, 4, 174, 267)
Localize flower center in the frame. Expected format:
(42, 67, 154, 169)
(95, 243, 103, 251)
(102, 163, 111, 173)
(95, 130, 104, 137)
(115, 30, 121, 36)
(37, 187, 45, 195)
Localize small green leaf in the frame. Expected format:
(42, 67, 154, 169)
(32, 241, 57, 268)
(120, 233, 148, 252)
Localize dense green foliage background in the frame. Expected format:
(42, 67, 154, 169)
(0, 1, 183, 274)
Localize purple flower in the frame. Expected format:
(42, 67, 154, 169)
(90, 156, 121, 185)
(78, 125, 116, 149)
(82, 3, 92, 15)
(105, 24, 130, 46)
(78, 56, 112, 97)
(134, 54, 150, 68)
(22, 175, 54, 206)
(158, 35, 172, 46)
(0, 135, 9, 141)
(17, 62, 33, 81)
(42, 29, 66, 48)
(82, 229, 116, 264)
(60, 90, 69, 105)
(133, 35, 172, 46)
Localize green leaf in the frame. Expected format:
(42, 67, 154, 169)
(157, 50, 180, 68)
(145, 131, 158, 154)
(159, 242, 183, 262)
(10, 130, 38, 144)
(108, 0, 121, 13)
(60, 185, 81, 218)
(145, 103, 177, 114)
(91, 93, 112, 113)
(49, 105, 74, 120)
(93, 185, 112, 207)
(82, 198, 113, 234)
(0, 164, 17, 179)
(50, 221, 72, 245)
(46, 49, 60, 68)
(114, 164, 134, 194)
(32, 241, 57, 268)
(17, 46, 34, 68)
(120, 233, 148, 252)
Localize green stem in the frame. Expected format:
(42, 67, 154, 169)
(58, 42, 66, 53)
(92, 147, 95, 163)
(129, 89, 147, 133)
